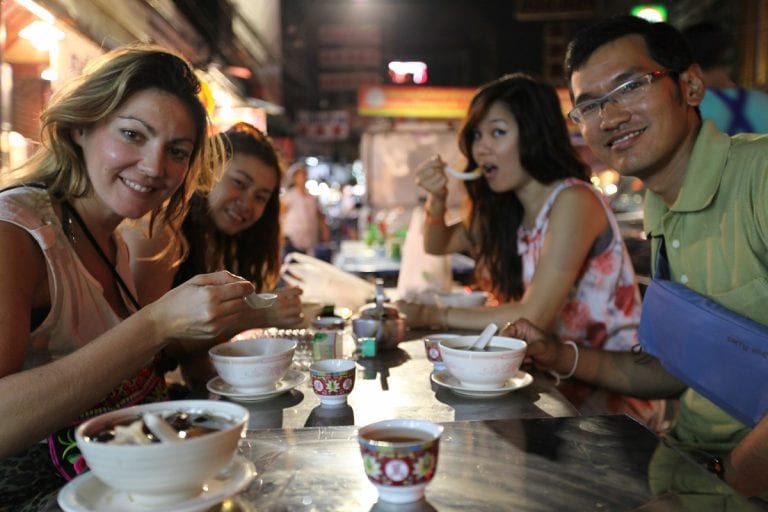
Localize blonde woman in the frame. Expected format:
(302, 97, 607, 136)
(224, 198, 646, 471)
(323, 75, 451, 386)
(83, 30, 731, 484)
(0, 44, 255, 509)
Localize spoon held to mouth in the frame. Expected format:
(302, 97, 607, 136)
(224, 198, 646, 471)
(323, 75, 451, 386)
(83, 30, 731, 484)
(444, 165, 483, 181)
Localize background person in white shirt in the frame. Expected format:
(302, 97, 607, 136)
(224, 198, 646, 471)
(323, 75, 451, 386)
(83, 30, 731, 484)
(281, 162, 330, 257)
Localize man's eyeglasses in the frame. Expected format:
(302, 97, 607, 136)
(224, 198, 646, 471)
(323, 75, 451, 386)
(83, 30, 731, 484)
(568, 69, 670, 125)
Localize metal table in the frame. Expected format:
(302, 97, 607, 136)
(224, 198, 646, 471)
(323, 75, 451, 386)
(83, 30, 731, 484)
(47, 328, 766, 512)
(226, 414, 760, 511)
(207, 328, 578, 431)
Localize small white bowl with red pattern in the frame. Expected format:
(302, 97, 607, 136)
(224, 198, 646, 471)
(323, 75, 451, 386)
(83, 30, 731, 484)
(309, 359, 356, 407)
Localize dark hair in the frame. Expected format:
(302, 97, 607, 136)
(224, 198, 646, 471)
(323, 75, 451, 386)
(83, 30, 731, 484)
(175, 122, 283, 291)
(564, 15, 695, 83)
(458, 73, 589, 300)
(681, 21, 734, 71)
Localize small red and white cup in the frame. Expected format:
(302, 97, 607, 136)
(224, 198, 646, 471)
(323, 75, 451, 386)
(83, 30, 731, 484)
(309, 359, 356, 407)
(358, 418, 444, 503)
(422, 333, 459, 370)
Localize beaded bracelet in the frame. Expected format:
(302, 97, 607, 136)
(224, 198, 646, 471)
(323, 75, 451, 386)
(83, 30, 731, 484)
(549, 340, 579, 386)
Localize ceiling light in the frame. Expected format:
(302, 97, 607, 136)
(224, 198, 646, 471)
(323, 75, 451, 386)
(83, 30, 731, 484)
(19, 20, 64, 51)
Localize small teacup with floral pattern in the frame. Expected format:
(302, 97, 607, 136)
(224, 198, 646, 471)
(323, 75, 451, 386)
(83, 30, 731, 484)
(309, 359, 356, 407)
(422, 333, 459, 370)
(358, 418, 443, 504)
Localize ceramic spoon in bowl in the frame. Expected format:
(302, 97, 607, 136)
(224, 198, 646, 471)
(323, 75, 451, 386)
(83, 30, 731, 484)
(444, 165, 482, 181)
(468, 323, 498, 351)
(142, 413, 182, 444)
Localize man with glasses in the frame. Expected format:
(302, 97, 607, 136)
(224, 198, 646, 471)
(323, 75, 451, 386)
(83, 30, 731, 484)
(504, 15, 768, 502)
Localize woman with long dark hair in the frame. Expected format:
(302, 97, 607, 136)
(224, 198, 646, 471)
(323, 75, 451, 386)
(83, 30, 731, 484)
(399, 73, 662, 426)
(124, 122, 303, 390)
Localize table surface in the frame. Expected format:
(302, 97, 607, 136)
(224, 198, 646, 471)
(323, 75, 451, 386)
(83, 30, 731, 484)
(206, 328, 578, 430)
(49, 328, 766, 511)
(226, 414, 760, 511)
(200, 329, 765, 511)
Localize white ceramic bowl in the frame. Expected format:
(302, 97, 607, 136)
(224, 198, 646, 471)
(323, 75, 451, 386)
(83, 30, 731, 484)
(75, 400, 248, 505)
(438, 335, 527, 389)
(434, 291, 488, 308)
(209, 338, 297, 392)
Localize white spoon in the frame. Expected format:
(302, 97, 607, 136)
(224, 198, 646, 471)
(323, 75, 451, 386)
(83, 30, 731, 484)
(468, 323, 498, 351)
(245, 292, 278, 309)
(142, 413, 182, 443)
(444, 165, 483, 181)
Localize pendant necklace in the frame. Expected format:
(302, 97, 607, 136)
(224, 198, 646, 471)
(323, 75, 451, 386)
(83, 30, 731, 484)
(61, 201, 141, 310)
(62, 207, 76, 245)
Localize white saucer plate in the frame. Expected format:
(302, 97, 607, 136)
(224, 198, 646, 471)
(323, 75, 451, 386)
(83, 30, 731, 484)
(431, 370, 533, 398)
(58, 455, 256, 512)
(207, 369, 307, 402)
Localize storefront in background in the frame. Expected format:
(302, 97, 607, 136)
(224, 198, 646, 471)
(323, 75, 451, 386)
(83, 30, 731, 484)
(0, 0, 281, 172)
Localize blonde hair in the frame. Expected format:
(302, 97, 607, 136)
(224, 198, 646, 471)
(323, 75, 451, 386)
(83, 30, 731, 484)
(1, 43, 224, 241)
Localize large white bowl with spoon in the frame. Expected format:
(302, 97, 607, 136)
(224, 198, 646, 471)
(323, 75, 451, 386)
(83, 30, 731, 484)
(439, 335, 527, 389)
(74, 400, 249, 505)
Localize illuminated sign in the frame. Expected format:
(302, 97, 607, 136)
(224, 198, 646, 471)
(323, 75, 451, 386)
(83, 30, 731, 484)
(630, 4, 668, 22)
(387, 61, 428, 84)
(358, 85, 475, 119)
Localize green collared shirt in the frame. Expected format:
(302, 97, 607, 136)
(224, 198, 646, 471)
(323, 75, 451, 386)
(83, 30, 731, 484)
(644, 121, 768, 449)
